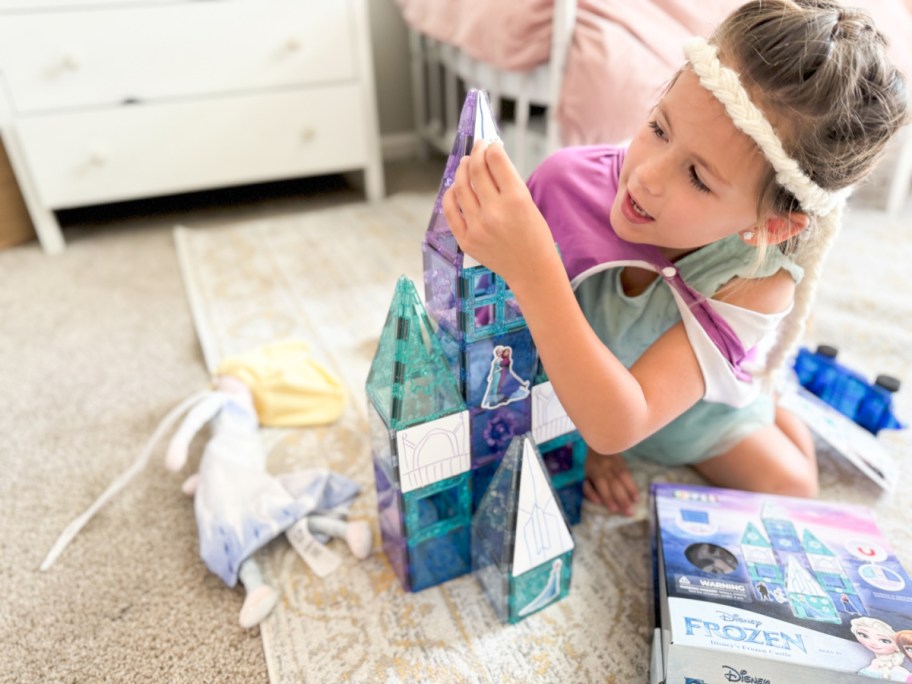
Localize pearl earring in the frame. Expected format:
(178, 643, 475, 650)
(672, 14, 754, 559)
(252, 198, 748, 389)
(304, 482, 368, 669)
(741, 231, 754, 242)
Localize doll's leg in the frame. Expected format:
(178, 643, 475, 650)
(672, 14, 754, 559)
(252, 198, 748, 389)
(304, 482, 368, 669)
(692, 406, 818, 498)
(307, 515, 372, 560)
(237, 556, 279, 629)
(180, 473, 200, 496)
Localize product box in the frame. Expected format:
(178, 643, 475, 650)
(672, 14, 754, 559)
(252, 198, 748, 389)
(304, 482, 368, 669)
(650, 483, 912, 683)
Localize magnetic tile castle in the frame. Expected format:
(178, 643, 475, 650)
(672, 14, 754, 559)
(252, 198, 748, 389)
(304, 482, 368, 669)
(366, 90, 584, 622)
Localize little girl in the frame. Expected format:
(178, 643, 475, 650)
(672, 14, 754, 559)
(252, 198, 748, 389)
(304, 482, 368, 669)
(443, 0, 907, 515)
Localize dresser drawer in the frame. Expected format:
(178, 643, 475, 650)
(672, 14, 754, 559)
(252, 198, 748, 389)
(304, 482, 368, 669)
(0, 0, 357, 113)
(0, 1, 173, 9)
(16, 85, 369, 208)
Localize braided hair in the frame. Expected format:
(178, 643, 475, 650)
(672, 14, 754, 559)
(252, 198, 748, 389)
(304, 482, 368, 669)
(700, 0, 907, 376)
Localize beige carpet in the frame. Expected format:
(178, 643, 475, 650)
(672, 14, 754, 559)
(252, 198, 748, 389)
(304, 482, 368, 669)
(171, 192, 912, 683)
(0, 217, 267, 684)
(2, 171, 908, 684)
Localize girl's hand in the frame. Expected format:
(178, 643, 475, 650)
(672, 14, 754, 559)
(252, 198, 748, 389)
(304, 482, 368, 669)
(583, 450, 640, 517)
(442, 141, 557, 290)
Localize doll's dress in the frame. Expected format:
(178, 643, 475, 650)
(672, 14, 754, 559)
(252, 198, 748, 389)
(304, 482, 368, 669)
(192, 392, 359, 587)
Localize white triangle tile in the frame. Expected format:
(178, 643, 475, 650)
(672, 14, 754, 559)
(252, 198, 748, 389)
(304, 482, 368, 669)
(512, 440, 574, 576)
(474, 92, 500, 144)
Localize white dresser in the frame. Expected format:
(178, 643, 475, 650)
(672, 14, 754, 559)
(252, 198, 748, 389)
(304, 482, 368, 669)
(0, 0, 385, 253)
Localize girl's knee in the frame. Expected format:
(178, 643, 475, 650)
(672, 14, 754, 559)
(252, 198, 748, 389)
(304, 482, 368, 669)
(768, 468, 818, 499)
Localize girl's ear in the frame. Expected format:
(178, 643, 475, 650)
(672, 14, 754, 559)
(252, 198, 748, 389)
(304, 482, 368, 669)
(764, 212, 810, 244)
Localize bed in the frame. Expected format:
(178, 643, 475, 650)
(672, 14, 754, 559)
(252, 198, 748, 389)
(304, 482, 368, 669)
(398, 0, 912, 209)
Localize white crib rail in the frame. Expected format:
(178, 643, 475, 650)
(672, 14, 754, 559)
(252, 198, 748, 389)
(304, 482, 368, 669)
(408, 0, 577, 179)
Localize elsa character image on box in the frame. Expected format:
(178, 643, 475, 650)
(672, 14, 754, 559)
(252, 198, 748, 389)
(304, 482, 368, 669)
(851, 617, 911, 681)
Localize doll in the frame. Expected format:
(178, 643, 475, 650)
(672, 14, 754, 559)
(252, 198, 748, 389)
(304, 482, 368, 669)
(41, 340, 372, 629)
(165, 373, 371, 627)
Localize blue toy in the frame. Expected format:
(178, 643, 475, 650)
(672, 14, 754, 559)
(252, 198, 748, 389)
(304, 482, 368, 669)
(793, 345, 904, 435)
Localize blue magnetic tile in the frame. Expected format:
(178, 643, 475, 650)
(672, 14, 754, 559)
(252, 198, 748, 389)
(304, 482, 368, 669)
(403, 472, 472, 543)
(471, 457, 503, 512)
(409, 524, 472, 591)
(555, 480, 584, 526)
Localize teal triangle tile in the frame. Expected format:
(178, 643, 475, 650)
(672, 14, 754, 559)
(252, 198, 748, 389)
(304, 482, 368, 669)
(366, 276, 466, 431)
(471, 435, 522, 571)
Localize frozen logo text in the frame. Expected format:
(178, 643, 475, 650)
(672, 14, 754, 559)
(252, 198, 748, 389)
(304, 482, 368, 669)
(684, 617, 807, 653)
(722, 665, 771, 683)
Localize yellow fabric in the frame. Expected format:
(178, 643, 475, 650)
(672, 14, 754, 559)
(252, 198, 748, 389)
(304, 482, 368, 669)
(216, 340, 346, 427)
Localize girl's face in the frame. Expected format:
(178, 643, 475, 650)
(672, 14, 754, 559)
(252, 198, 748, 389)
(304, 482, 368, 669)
(611, 68, 769, 260)
(854, 628, 898, 656)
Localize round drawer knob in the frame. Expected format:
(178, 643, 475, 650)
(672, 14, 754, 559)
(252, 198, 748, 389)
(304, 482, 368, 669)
(300, 128, 316, 143)
(89, 147, 109, 166)
(285, 36, 301, 52)
(61, 51, 82, 71)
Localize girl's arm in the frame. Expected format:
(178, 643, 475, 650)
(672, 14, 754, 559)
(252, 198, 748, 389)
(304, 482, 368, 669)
(443, 142, 705, 453)
(444, 142, 794, 454)
(502, 255, 706, 454)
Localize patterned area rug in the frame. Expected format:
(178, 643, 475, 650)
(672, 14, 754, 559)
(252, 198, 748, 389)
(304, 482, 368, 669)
(174, 192, 911, 683)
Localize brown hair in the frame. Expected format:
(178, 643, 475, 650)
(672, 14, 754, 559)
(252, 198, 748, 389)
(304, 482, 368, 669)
(897, 629, 912, 654)
(710, 0, 908, 373)
(713, 0, 907, 218)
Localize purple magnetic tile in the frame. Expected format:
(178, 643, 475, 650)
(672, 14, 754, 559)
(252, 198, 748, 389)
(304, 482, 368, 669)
(373, 457, 404, 542)
(542, 443, 575, 476)
(382, 536, 411, 592)
(423, 242, 460, 335)
(472, 270, 497, 297)
(425, 90, 482, 261)
(503, 297, 525, 327)
(469, 401, 531, 467)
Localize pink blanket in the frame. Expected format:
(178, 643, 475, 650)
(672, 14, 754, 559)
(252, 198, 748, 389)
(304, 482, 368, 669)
(397, 0, 912, 145)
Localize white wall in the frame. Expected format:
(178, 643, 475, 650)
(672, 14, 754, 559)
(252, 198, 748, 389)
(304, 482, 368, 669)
(365, 0, 415, 138)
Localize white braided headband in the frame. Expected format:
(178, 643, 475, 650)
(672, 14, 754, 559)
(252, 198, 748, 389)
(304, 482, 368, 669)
(683, 37, 850, 217)
(683, 36, 850, 376)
